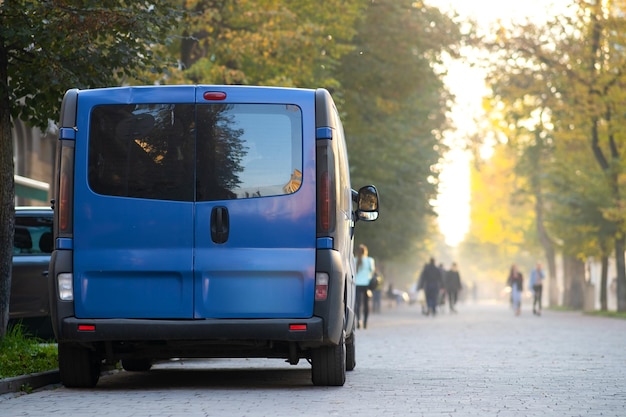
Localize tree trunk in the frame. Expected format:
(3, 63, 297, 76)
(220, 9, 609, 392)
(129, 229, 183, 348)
(0, 39, 16, 339)
(563, 254, 585, 309)
(535, 214, 557, 306)
(615, 236, 626, 312)
(547, 249, 558, 307)
(562, 255, 571, 307)
(531, 139, 557, 307)
(600, 255, 608, 311)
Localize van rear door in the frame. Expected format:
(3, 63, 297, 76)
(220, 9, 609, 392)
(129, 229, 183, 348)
(72, 86, 316, 320)
(193, 87, 317, 319)
(72, 86, 196, 319)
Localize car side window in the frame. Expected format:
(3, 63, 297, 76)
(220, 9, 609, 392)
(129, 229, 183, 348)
(14, 216, 53, 255)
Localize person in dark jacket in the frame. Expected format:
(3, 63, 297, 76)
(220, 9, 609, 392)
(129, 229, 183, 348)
(507, 264, 523, 316)
(445, 262, 462, 313)
(418, 257, 443, 316)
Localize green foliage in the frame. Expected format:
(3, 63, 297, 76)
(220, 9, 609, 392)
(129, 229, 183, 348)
(1, 0, 184, 130)
(338, 0, 462, 261)
(545, 144, 616, 257)
(0, 324, 57, 378)
(161, 0, 362, 88)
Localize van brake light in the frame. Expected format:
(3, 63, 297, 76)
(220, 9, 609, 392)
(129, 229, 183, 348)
(78, 325, 95, 332)
(203, 91, 227, 100)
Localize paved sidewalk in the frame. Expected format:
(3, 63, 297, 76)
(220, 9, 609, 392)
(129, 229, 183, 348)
(360, 301, 626, 416)
(1, 302, 625, 416)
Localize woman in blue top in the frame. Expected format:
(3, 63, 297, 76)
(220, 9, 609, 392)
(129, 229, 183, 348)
(355, 244, 375, 329)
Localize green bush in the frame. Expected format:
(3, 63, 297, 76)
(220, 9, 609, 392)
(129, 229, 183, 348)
(0, 323, 58, 379)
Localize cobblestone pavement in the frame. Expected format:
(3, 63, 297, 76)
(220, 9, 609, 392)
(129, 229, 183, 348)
(1, 301, 625, 416)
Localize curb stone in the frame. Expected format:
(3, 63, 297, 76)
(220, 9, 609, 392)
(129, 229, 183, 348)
(0, 370, 60, 395)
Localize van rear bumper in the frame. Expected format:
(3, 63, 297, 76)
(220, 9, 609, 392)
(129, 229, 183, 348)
(58, 316, 325, 344)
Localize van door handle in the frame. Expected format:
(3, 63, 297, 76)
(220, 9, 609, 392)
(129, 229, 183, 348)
(211, 206, 229, 244)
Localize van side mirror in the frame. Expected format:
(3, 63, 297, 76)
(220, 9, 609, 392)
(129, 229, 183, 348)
(356, 185, 379, 221)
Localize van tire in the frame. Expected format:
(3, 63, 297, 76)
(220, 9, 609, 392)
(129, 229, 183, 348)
(121, 359, 152, 372)
(311, 332, 346, 386)
(58, 343, 101, 388)
(345, 332, 356, 371)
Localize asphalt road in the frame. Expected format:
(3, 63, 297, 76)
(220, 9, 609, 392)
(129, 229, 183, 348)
(1, 301, 625, 417)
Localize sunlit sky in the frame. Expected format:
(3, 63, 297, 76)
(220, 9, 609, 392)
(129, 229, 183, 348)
(427, 0, 571, 246)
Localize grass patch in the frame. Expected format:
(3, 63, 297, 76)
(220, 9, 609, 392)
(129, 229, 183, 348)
(548, 305, 626, 319)
(585, 310, 626, 319)
(0, 323, 58, 379)
(547, 305, 576, 312)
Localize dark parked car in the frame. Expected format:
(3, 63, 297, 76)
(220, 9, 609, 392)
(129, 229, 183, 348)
(9, 206, 54, 339)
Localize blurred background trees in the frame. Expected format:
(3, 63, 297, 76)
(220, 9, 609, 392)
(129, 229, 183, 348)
(469, 0, 626, 310)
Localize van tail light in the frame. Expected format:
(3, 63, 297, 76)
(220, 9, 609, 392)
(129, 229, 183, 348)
(320, 172, 330, 232)
(57, 135, 75, 235)
(315, 272, 329, 301)
(316, 139, 335, 235)
(59, 170, 70, 231)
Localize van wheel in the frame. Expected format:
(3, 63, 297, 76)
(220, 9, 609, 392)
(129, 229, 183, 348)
(58, 343, 101, 388)
(121, 359, 152, 372)
(345, 332, 356, 371)
(311, 332, 346, 386)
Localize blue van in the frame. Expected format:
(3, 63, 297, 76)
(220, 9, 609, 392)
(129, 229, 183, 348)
(49, 85, 379, 387)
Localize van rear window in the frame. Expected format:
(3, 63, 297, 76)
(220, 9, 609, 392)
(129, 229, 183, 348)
(88, 103, 303, 202)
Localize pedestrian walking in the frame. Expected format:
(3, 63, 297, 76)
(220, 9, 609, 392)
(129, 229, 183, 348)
(445, 262, 462, 313)
(507, 264, 523, 316)
(355, 244, 375, 329)
(418, 257, 443, 316)
(370, 269, 384, 313)
(529, 262, 545, 316)
(437, 263, 447, 309)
